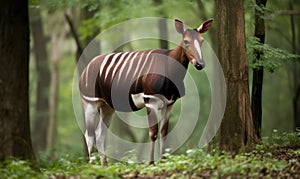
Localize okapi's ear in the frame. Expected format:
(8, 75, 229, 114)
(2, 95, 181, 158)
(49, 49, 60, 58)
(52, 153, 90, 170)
(175, 19, 184, 34)
(197, 18, 213, 33)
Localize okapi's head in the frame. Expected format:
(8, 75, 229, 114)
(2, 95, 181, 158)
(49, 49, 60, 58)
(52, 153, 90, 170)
(175, 18, 213, 70)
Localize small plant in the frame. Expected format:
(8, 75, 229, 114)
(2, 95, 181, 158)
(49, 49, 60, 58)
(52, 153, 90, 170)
(266, 129, 300, 147)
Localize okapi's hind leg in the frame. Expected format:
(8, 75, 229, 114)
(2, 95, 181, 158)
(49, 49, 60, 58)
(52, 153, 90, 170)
(95, 102, 114, 166)
(82, 100, 99, 163)
(160, 104, 173, 159)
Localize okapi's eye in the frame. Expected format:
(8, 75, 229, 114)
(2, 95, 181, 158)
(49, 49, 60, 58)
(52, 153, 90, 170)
(183, 40, 190, 46)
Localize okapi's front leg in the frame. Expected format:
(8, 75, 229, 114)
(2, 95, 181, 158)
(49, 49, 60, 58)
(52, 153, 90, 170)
(95, 102, 114, 166)
(160, 104, 173, 158)
(145, 98, 159, 165)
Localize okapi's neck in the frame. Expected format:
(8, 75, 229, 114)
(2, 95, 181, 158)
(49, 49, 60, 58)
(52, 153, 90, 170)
(168, 45, 189, 70)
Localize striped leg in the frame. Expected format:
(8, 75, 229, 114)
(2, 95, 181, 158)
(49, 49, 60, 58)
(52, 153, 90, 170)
(95, 102, 114, 166)
(82, 100, 99, 163)
(160, 104, 173, 159)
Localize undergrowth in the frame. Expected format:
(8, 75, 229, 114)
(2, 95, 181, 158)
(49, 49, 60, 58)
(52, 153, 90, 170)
(0, 130, 299, 179)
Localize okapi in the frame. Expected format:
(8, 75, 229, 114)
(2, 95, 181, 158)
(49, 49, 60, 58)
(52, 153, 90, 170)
(79, 18, 213, 166)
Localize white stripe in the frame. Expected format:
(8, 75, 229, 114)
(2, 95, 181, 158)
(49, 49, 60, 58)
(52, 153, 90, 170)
(194, 39, 202, 60)
(85, 55, 101, 87)
(104, 52, 122, 80)
(111, 52, 129, 78)
(82, 95, 100, 102)
(145, 54, 155, 75)
(132, 52, 145, 80)
(136, 50, 154, 80)
(116, 52, 135, 82)
(99, 53, 115, 76)
(125, 52, 139, 80)
(85, 64, 91, 87)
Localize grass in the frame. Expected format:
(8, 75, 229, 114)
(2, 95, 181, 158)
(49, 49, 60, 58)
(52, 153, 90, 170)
(1, 130, 299, 179)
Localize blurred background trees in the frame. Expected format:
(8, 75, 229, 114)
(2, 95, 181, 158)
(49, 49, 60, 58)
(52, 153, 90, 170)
(17, 0, 300, 159)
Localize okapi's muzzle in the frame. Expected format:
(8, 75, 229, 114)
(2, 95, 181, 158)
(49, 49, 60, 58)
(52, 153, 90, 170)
(195, 62, 205, 70)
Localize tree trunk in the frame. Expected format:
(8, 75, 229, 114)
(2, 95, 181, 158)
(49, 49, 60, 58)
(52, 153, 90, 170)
(48, 57, 58, 153)
(289, 0, 300, 131)
(0, 0, 36, 162)
(30, 7, 51, 154)
(216, 0, 258, 154)
(251, 0, 267, 140)
(47, 13, 67, 155)
(153, 0, 169, 49)
(296, 4, 300, 130)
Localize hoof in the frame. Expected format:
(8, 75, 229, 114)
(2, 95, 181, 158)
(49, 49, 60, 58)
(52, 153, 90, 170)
(101, 160, 107, 166)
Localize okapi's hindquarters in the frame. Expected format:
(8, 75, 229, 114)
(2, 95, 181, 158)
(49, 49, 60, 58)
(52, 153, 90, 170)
(82, 99, 114, 166)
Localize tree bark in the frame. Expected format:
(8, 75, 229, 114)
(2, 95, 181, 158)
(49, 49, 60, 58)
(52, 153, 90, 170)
(30, 7, 51, 154)
(0, 0, 36, 162)
(297, 4, 300, 130)
(251, 0, 267, 140)
(216, 0, 258, 154)
(289, 0, 300, 131)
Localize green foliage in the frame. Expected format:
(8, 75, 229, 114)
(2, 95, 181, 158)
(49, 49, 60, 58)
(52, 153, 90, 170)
(2, 130, 300, 178)
(0, 149, 288, 179)
(263, 129, 300, 147)
(44, 0, 100, 12)
(0, 160, 43, 179)
(247, 36, 300, 72)
(78, 18, 99, 41)
(246, 0, 274, 19)
(78, 0, 157, 40)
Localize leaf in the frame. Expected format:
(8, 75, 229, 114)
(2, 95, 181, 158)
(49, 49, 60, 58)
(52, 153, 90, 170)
(247, 36, 300, 73)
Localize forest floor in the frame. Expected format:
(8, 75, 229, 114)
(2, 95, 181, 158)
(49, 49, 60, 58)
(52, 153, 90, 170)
(1, 131, 300, 178)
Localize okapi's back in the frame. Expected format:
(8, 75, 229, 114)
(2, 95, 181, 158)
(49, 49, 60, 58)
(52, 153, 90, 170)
(79, 50, 173, 105)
